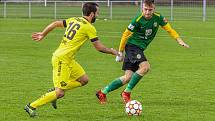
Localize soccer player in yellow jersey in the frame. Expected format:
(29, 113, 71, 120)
(24, 2, 118, 117)
(96, 0, 189, 104)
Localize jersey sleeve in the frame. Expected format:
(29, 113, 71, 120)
(63, 20, 67, 27)
(87, 26, 98, 42)
(127, 13, 142, 32)
(159, 15, 168, 27)
(63, 18, 73, 28)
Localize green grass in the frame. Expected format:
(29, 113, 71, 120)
(0, 18, 215, 121)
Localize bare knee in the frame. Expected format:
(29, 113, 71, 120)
(78, 75, 89, 86)
(120, 70, 134, 84)
(80, 78, 88, 86)
(123, 76, 132, 84)
(139, 66, 150, 74)
(121, 73, 132, 84)
(55, 88, 65, 98)
(138, 62, 150, 75)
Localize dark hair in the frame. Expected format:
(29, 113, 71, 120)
(143, 0, 155, 5)
(82, 2, 99, 16)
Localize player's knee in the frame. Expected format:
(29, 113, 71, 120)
(78, 74, 89, 86)
(80, 77, 89, 86)
(145, 66, 150, 72)
(55, 89, 65, 98)
(122, 75, 132, 84)
(139, 66, 150, 74)
(81, 79, 88, 86)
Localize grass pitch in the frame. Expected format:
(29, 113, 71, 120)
(0, 18, 215, 121)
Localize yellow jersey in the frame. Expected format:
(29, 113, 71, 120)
(53, 17, 98, 62)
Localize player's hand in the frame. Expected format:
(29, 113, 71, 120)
(115, 51, 124, 62)
(32, 32, 44, 41)
(110, 48, 119, 56)
(177, 38, 190, 48)
(179, 42, 189, 48)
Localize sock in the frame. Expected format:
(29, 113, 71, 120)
(101, 78, 123, 94)
(30, 80, 81, 109)
(30, 91, 57, 109)
(66, 80, 82, 90)
(124, 72, 142, 92)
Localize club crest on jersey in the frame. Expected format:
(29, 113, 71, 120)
(154, 22, 158, 27)
(145, 29, 152, 36)
(128, 24, 135, 30)
(137, 54, 141, 59)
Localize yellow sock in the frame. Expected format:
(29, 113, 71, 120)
(66, 80, 82, 90)
(30, 91, 57, 109)
(30, 81, 81, 108)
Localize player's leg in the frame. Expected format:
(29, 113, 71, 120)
(27, 58, 70, 112)
(100, 70, 133, 94)
(25, 88, 58, 117)
(29, 89, 59, 108)
(24, 103, 37, 117)
(49, 59, 87, 109)
(65, 59, 87, 89)
(97, 71, 134, 104)
(47, 88, 57, 109)
(96, 44, 134, 104)
(47, 60, 86, 109)
(96, 70, 134, 104)
(76, 74, 88, 86)
(124, 61, 150, 92)
(118, 70, 133, 103)
(121, 61, 150, 103)
(24, 57, 61, 116)
(121, 44, 149, 103)
(101, 78, 123, 94)
(47, 87, 65, 109)
(96, 71, 131, 104)
(96, 76, 124, 104)
(25, 57, 75, 116)
(49, 59, 87, 97)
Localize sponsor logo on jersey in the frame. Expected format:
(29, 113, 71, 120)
(128, 24, 135, 30)
(145, 29, 152, 36)
(60, 81, 67, 87)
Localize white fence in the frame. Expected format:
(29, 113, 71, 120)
(0, 0, 214, 21)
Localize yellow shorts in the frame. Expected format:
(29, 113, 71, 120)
(52, 56, 85, 90)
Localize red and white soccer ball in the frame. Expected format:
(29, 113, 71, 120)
(125, 100, 142, 116)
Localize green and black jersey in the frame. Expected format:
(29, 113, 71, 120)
(127, 12, 168, 50)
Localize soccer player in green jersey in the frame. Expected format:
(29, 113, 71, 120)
(96, 0, 189, 104)
(24, 2, 118, 117)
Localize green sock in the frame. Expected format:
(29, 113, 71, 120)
(124, 73, 142, 92)
(101, 78, 123, 94)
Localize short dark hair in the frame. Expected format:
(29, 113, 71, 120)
(143, 0, 155, 5)
(82, 2, 99, 16)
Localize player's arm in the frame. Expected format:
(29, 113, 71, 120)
(162, 23, 189, 48)
(91, 38, 119, 56)
(32, 21, 64, 41)
(115, 28, 133, 62)
(116, 13, 141, 62)
(119, 28, 133, 52)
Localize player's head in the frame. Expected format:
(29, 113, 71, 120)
(82, 2, 99, 23)
(142, 0, 155, 19)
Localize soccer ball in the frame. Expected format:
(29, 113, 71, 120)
(125, 100, 142, 116)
